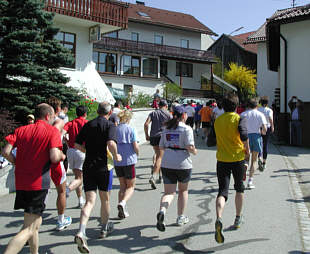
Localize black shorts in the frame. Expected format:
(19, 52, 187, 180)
(150, 136, 161, 146)
(161, 167, 192, 184)
(115, 165, 136, 179)
(83, 170, 113, 192)
(217, 160, 245, 201)
(14, 190, 48, 216)
(202, 122, 211, 128)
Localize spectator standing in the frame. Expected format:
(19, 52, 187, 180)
(63, 105, 88, 208)
(109, 100, 122, 126)
(214, 93, 250, 243)
(212, 99, 224, 120)
(144, 99, 172, 189)
(288, 96, 304, 146)
(26, 114, 35, 124)
(1, 103, 65, 254)
(74, 102, 121, 253)
(114, 110, 139, 219)
(154, 106, 197, 232)
(258, 96, 274, 171)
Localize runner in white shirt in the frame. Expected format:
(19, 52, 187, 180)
(242, 98, 267, 189)
(185, 101, 195, 128)
(258, 96, 274, 171)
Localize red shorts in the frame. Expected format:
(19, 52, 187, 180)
(50, 161, 67, 186)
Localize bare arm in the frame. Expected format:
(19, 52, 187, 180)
(186, 145, 197, 155)
(269, 117, 274, 133)
(132, 141, 139, 156)
(74, 143, 86, 153)
(1, 143, 16, 165)
(107, 140, 122, 162)
(261, 124, 267, 135)
(243, 139, 250, 161)
(49, 148, 65, 164)
(144, 117, 151, 141)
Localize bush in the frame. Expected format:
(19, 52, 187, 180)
(67, 96, 99, 121)
(163, 82, 182, 101)
(0, 110, 19, 149)
(132, 93, 152, 108)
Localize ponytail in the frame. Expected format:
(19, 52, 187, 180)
(165, 114, 182, 129)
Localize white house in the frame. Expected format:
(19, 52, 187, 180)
(92, 1, 237, 99)
(45, 0, 129, 71)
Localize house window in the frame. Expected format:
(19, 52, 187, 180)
(160, 60, 168, 75)
(131, 32, 139, 42)
(102, 31, 118, 39)
(176, 62, 193, 77)
(106, 83, 112, 87)
(123, 55, 140, 76)
(154, 34, 163, 45)
(143, 58, 158, 77)
(181, 39, 189, 48)
(92, 51, 117, 73)
(55, 31, 76, 68)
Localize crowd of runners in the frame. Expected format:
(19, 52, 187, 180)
(1, 91, 274, 253)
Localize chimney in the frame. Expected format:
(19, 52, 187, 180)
(136, 1, 145, 5)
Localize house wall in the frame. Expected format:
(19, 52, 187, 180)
(279, 20, 310, 112)
(54, 21, 93, 71)
(257, 42, 279, 105)
(201, 34, 215, 51)
(119, 22, 202, 50)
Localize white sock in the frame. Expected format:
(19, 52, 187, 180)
(120, 200, 126, 206)
(58, 214, 64, 223)
(79, 196, 85, 203)
(79, 224, 86, 236)
(160, 208, 166, 214)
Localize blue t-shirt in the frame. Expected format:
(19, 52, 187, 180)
(194, 105, 202, 121)
(114, 123, 138, 166)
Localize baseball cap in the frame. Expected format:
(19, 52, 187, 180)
(173, 106, 185, 116)
(159, 99, 168, 107)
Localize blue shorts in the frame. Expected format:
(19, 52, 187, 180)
(248, 133, 262, 153)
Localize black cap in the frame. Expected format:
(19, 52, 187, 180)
(159, 99, 168, 107)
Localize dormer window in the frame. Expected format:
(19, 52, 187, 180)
(137, 11, 150, 18)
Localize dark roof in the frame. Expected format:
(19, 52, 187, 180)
(230, 32, 257, 54)
(244, 8, 292, 44)
(269, 4, 310, 23)
(128, 3, 217, 36)
(266, 4, 310, 72)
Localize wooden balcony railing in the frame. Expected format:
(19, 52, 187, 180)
(94, 37, 217, 63)
(45, 0, 128, 29)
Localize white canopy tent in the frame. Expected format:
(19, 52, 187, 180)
(60, 62, 115, 104)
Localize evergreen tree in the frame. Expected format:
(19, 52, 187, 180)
(0, 0, 80, 123)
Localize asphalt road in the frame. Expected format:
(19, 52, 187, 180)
(0, 134, 304, 254)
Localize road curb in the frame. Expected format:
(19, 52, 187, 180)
(275, 144, 310, 252)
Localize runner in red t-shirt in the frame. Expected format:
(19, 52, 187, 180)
(2, 103, 65, 254)
(63, 105, 88, 208)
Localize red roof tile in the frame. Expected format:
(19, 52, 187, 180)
(230, 32, 258, 54)
(127, 3, 217, 36)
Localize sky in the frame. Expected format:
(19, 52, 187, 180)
(126, 0, 310, 37)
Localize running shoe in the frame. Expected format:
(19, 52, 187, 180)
(149, 176, 157, 190)
(176, 215, 189, 226)
(156, 211, 166, 232)
(75, 232, 89, 253)
(233, 215, 243, 229)
(215, 218, 224, 243)
(117, 203, 129, 219)
(258, 159, 264, 172)
(56, 216, 72, 231)
(247, 181, 255, 189)
(262, 163, 266, 171)
(100, 222, 114, 238)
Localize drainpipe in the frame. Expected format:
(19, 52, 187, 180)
(280, 33, 287, 113)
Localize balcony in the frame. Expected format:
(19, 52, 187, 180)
(45, 0, 128, 29)
(94, 37, 217, 63)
